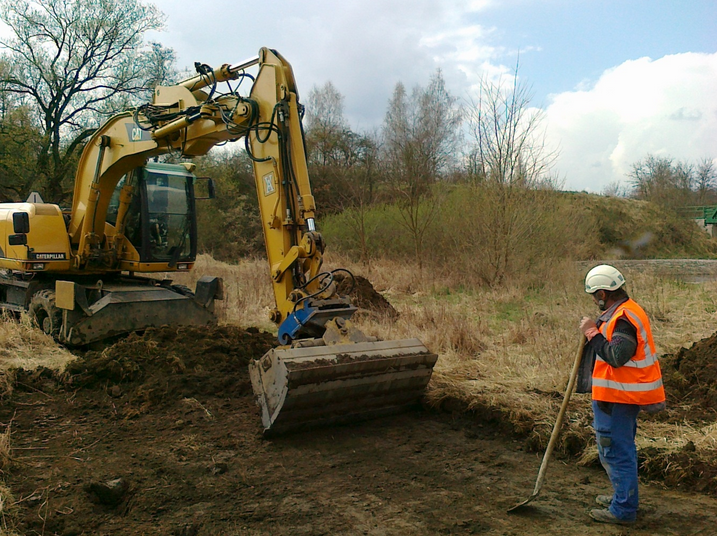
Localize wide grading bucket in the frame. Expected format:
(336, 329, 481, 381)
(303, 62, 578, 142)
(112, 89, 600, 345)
(249, 338, 438, 435)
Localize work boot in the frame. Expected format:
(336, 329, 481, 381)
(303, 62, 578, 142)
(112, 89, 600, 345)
(589, 508, 635, 525)
(595, 495, 612, 507)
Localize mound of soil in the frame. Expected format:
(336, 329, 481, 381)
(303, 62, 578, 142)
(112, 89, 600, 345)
(333, 272, 399, 320)
(16, 325, 276, 419)
(641, 446, 717, 492)
(437, 392, 594, 458)
(661, 332, 717, 410)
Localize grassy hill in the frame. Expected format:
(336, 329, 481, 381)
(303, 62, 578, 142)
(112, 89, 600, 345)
(320, 187, 717, 285)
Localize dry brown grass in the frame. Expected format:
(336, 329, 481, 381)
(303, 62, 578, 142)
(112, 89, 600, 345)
(179, 254, 717, 468)
(0, 314, 68, 535)
(0, 313, 75, 378)
(0, 423, 10, 477)
(170, 254, 275, 330)
(0, 482, 19, 536)
(0, 421, 17, 535)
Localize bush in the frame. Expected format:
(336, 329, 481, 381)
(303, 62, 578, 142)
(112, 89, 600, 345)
(193, 151, 264, 262)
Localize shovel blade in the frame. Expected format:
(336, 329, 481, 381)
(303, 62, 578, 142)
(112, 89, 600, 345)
(507, 492, 539, 512)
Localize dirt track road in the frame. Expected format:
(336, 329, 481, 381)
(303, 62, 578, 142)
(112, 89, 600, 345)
(5, 334, 717, 536)
(579, 259, 717, 282)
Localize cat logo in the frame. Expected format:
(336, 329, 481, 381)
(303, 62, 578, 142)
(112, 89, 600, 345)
(124, 123, 153, 142)
(30, 252, 67, 260)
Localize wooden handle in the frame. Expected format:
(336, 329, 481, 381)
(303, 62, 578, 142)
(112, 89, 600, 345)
(530, 336, 586, 494)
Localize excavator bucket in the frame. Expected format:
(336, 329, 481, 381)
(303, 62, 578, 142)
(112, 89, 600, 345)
(249, 338, 438, 436)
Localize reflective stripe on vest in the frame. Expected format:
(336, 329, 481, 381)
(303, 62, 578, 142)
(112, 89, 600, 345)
(592, 298, 665, 405)
(592, 377, 664, 392)
(596, 309, 659, 369)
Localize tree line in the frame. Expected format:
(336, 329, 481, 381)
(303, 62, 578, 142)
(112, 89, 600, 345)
(0, 0, 173, 202)
(623, 155, 717, 209)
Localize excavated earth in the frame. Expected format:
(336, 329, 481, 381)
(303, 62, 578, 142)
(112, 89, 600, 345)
(2, 326, 715, 536)
(662, 331, 717, 412)
(333, 272, 399, 320)
(2, 279, 717, 535)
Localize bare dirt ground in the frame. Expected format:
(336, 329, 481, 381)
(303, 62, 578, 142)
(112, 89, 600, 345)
(3, 324, 717, 536)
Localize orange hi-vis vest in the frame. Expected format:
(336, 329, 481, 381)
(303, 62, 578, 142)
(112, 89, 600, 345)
(592, 299, 665, 405)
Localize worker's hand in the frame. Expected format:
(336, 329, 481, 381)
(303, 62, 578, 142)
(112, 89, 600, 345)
(579, 317, 596, 333)
(580, 317, 599, 341)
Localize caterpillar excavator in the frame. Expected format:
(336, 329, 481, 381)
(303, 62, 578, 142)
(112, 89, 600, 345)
(0, 48, 437, 435)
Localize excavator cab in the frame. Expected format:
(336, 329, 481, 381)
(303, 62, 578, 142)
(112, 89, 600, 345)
(107, 163, 198, 266)
(18, 161, 225, 346)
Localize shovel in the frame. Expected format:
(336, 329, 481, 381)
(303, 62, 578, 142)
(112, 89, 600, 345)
(507, 336, 586, 512)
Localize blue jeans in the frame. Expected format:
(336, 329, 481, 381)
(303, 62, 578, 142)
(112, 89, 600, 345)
(592, 400, 640, 521)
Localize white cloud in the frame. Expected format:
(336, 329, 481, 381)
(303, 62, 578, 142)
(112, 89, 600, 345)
(545, 52, 717, 192)
(1, 0, 509, 129)
(148, 0, 507, 127)
(0, 20, 11, 40)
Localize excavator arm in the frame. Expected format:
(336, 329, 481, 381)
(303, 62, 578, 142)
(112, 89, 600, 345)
(246, 49, 358, 343)
(68, 56, 260, 267)
(66, 48, 343, 342)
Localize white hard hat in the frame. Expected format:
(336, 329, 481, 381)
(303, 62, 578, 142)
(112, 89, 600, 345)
(585, 264, 625, 294)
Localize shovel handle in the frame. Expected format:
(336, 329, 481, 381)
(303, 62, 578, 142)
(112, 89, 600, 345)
(529, 336, 586, 494)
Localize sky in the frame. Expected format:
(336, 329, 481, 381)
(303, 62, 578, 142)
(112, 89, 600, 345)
(3, 0, 716, 192)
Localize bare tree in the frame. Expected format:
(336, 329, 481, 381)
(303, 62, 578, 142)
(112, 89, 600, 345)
(629, 155, 694, 209)
(304, 82, 384, 261)
(337, 131, 383, 267)
(602, 181, 630, 198)
(0, 0, 173, 202)
(382, 70, 462, 271)
(305, 81, 348, 160)
(305, 81, 358, 211)
(467, 69, 556, 187)
(694, 158, 717, 204)
(629, 154, 717, 209)
(462, 69, 559, 285)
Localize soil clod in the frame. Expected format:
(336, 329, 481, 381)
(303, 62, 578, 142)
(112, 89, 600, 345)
(333, 272, 399, 320)
(85, 477, 130, 506)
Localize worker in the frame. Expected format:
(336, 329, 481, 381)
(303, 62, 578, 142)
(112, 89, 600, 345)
(578, 264, 665, 526)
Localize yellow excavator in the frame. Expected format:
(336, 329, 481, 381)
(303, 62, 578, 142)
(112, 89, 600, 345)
(0, 48, 437, 434)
